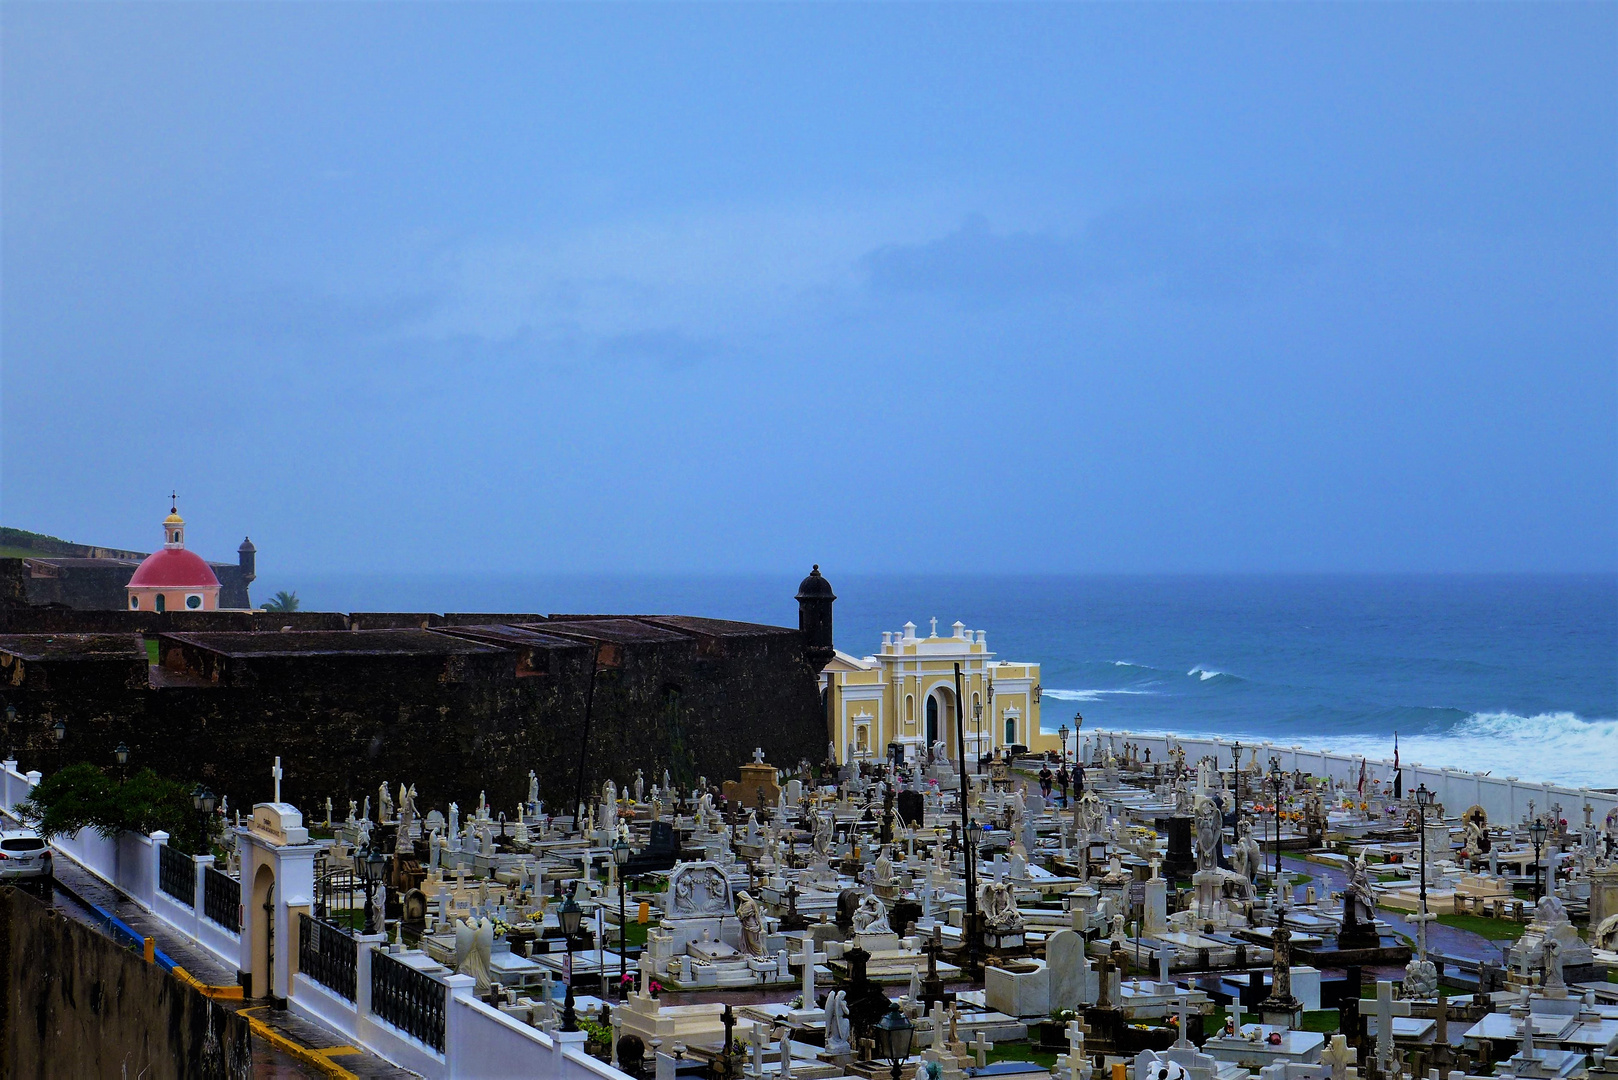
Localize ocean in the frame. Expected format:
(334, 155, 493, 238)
(269, 572, 1617, 789)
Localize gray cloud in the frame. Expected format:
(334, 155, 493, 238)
(861, 199, 1331, 305)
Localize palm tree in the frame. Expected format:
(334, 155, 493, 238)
(262, 589, 300, 612)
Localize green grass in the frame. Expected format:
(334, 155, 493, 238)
(1207, 1011, 1338, 1034)
(1435, 913, 1526, 941)
(983, 1042, 1059, 1069)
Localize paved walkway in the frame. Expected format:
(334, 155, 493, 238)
(45, 857, 417, 1079)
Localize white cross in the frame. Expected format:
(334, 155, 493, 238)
(749, 1022, 767, 1078)
(792, 941, 827, 1006)
(972, 1032, 994, 1068)
(1227, 998, 1244, 1036)
(1175, 995, 1193, 1048)
(755, 748, 766, 764)
(1321, 1035, 1355, 1080)
(928, 1002, 948, 1048)
(1375, 980, 1396, 1071)
(272, 756, 282, 803)
(1066, 1020, 1086, 1073)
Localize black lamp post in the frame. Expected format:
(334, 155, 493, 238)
(983, 677, 994, 773)
(191, 784, 216, 854)
(559, 884, 583, 1031)
(52, 718, 66, 771)
(357, 838, 386, 935)
(114, 742, 130, 781)
(874, 1003, 915, 1080)
(1268, 762, 1284, 888)
(1415, 783, 1435, 953)
(1528, 818, 1548, 903)
(973, 699, 983, 769)
(614, 837, 631, 999)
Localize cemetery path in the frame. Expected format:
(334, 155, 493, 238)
(1278, 856, 1511, 968)
(46, 857, 421, 1079)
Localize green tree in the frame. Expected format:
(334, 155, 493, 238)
(262, 589, 300, 612)
(17, 764, 214, 854)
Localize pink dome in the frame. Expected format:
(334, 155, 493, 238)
(128, 547, 220, 589)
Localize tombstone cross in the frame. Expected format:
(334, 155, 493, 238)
(755, 748, 766, 764)
(1322, 1035, 1355, 1080)
(272, 756, 282, 803)
(972, 1032, 994, 1068)
(1174, 995, 1193, 1048)
(1375, 980, 1396, 1073)
(792, 941, 827, 1007)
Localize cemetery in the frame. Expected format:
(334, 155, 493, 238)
(5, 718, 1617, 1080)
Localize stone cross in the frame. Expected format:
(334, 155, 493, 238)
(1227, 998, 1244, 1036)
(749, 1022, 767, 1079)
(1066, 1020, 1086, 1074)
(1321, 1035, 1355, 1080)
(1375, 980, 1396, 1074)
(927, 1001, 947, 1050)
(971, 1032, 994, 1068)
(1158, 942, 1175, 986)
(793, 941, 826, 1007)
(1175, 995, 1193, 1048)
(755, 748, 766, 764)
(272, 756, 282, 803)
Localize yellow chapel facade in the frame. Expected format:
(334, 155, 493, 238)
(821, 618, 1051, 765)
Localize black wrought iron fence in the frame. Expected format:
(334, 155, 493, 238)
(371, 947, 446, 1052)
(203, 866, 241, 933)
(298, 913, 358, 1001)
(158, 844, 195, 906)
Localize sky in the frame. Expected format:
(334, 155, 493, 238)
(2, 3, 1614, 576)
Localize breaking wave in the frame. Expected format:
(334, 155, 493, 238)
(1260, 711, 1618, 789)
(1043, 688, 1159, 703)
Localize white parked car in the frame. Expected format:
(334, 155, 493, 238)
(0, 828, 52, 881)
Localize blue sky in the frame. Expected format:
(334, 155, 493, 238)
(3, 3, 1614, 575)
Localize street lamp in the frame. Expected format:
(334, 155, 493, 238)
(357, 838, 386, 935)
(1414, 783, 1435, 956)
(191, 784, 216, 854)
(614, 837, 632, 999)
(1268, 761, 1284, 888)
(114, 742, 130, 781)
(874, 1003, 915, 1080)
(1528, 818, 1549, 903)
(973, 699, 983, 771)
(559, 884, 583, 1031)
(52, 718, 66, 771)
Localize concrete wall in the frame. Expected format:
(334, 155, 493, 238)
(1080, 728, 1618, 825)
(0, 885, 252, 1080)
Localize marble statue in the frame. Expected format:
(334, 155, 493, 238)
(634, 769, 645, 803)
(669, 862, 732, 918)
(825, 990, 852, 1055)
(1343, 855, 1378, 927)
(378, 782, 394, 823)
(601, 778, 618, 836)
(979, 880, 1024, 934)
(1194, 795, 1221, 873)
(735, 890, 767, 957)
(852, 894, 892, 934)
(1232, 818, 1263, 882)
(528, 770, 539, 806)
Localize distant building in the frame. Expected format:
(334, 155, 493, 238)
(0, 506, 255, 611)
(820, 618, 1045, 765)
(127, 502, 224, 612)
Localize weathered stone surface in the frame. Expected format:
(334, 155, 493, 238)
(0, 885, 252, 1078)
(0, 607, 825, 814)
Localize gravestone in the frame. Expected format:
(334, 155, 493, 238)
(1048, 929, 1089, 1011)
(897, 790, 926, 828)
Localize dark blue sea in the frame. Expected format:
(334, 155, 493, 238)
(270, 573, 1618, 789)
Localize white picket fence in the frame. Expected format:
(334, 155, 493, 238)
(1076, 730, 1618, 825)
(0, 760, 632, 1080)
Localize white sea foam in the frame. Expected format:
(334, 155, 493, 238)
(1301, 712, 1618, 789)
(1188, 665, 1225, 681)
(1043, 688, 1158, 702)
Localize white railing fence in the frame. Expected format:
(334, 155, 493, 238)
(0, 760, 631, 1080)
(1077, 731, 1618, 826)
